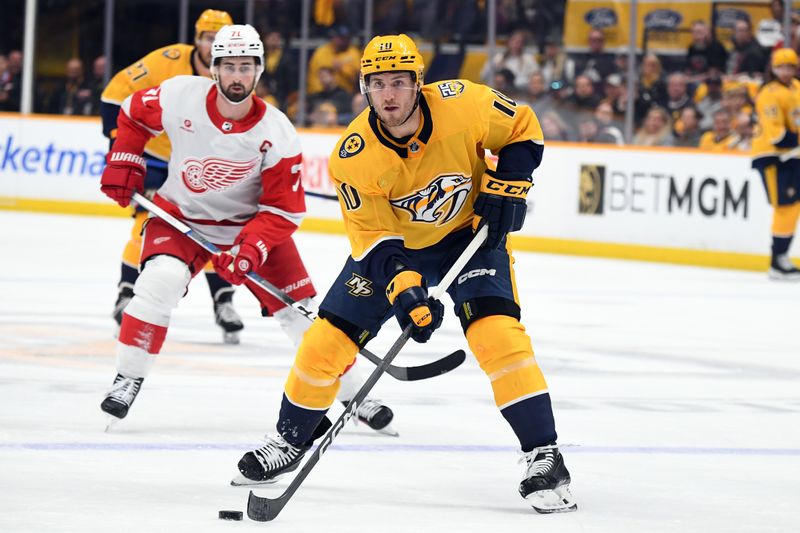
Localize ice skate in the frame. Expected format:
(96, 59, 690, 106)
(518, 444, 577, 514)
(231, 434, 309, 486)
(342, 398, 398, 437)
(214, 300, 244, 344)
(101, 373, 144, 431)
(768, 254, 800, 281)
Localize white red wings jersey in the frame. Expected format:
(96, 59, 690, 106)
(119, 75, 305, 247)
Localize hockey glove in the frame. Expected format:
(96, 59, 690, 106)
(100, 152, 146, 208)
(386, 270, 444, 343)
(472, 169, 532, 249)
(211, 236, 269, 285)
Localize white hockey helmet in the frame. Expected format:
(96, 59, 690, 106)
(210, 24, 264, 103)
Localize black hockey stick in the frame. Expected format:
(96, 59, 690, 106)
(131, 193, 466, 381)
(304, 190, 338, 201)
(246, 224, 488, 522)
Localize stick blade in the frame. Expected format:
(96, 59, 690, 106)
(247, 490, 284, 522)
(403, 349, 466, 381)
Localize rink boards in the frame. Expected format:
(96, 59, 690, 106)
(0, 112, 790, 270)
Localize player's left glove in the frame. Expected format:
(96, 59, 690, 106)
(211, 236, 269, 285)
(386, 270, 444, 343)
(472, 169, 532, 249)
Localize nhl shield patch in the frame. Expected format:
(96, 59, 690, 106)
(339, 133, 365, 158)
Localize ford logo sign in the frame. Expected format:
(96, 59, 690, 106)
(584, 8, 618, 29)
(644, 9, 682, 29)
(716, 8, 750, 28)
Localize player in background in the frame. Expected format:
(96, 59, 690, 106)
(234, 34, 576, 514)
(101, 9, 246, 343)
(98, 24, 396, 436)
(752, 48, 800, 280)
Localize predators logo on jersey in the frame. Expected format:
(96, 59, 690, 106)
(390, 174, 472, 225)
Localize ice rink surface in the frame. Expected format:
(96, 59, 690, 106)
(1, 211, 798, 532)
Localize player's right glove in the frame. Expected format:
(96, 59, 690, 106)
(472, 169, 532, 249)
(100, 151, 146, 207)
(211, 236, 268, 285)
(386, 270, 444, 343)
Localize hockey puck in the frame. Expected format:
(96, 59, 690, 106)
(218, 510, 243, 521)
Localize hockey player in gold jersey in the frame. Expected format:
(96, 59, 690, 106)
(235, 34, 576, 514)
(753, 47, 800, 280)
(100, 9, 247, 341)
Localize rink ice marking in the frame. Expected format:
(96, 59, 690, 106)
(1, 442, 799, 456)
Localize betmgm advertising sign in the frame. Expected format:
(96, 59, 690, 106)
(529, 144, 771, 256)
(564, 0, 786, 54)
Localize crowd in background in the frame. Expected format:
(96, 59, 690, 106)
(1, 0, 799, 152)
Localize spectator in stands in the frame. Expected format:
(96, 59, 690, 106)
(0, 49, 22, 111)
(727, 19, 769, 77)
(539, 34, 575, 87)
(672, 107, 703, 148)
(87, 55, 106, 115)
(699, 109, 736, 150)
(694, 72, 724, 131)
(338, 92, 369, 125)
(261, 30, 297, 109)
(721, 81, 753, 123)
(602, 73, 627, 118)
(593, 101, 625, 145)
(307, 25, 361, 94)
(756, 0, 790, 48)
(731, 111, 753, 151)
(518, 72, 553, 116)
(0, 54, 9, 109)
(685, 20, 728, 83)
(255, 78, 279, 107)
(50, 57, 93, 115)
(308, 66, 352, 120)
(633, 106, 673, 147)
(539, 110, 571, 141)
(573, 28, 617, 85)
(562, 74, 600, 117)
(308, 100, 339, 128)
(491, 68, 517, 97)
(665, 72, 692, 131)
(635, 53, 667, 123)
(481, 29, 539, 92)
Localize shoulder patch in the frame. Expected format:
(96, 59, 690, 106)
(339, 133, 365, 158)
(437, 80, 465, 99)
(162, 48, 182, 60)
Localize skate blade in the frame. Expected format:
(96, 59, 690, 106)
(525, 485, 578, 514)
(104, 416, 120, 433)
(230, 473, 281, 487)
(768, 270, 800, 281)
(222, 331, 241, 345)
(375, 424, 399, 437)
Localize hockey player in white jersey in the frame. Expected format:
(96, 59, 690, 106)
(98, 24, 396, 435)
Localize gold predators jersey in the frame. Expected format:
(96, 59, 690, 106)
(328, 79, 544, 260)
(752, 78, 800, 161)
(101, 43, 198, 161)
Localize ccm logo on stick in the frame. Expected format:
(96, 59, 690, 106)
(458, 268, 496, 284)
